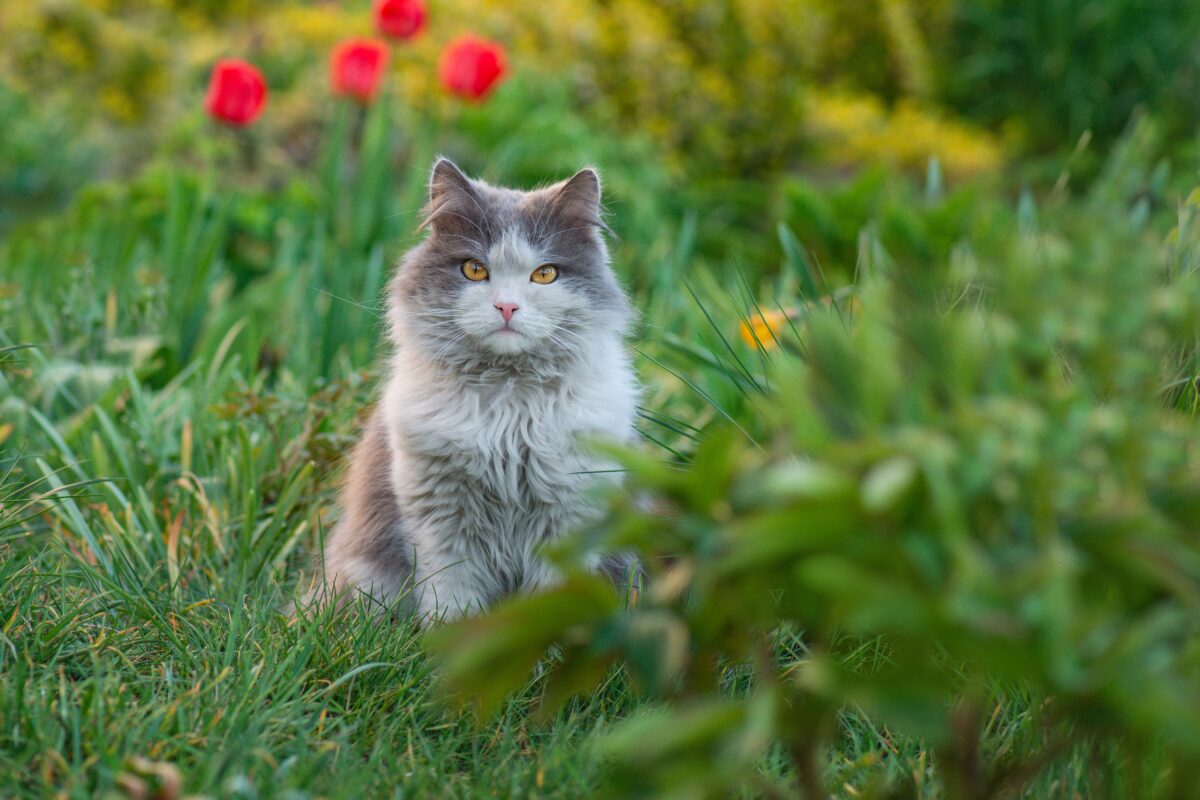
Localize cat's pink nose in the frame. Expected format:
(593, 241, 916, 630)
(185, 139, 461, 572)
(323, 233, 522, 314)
(494, 302, 519, 323)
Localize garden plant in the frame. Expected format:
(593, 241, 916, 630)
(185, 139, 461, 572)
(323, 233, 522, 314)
(1, 1, 1199, 798)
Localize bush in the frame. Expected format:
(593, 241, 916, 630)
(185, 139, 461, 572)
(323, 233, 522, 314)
(938, 0, 1200, 154)
(806, 91, 1001, 180)
(432, 184, 1200, 797)
(0, 0, 177, 123)
(1, 0, 1007, 186)
(0, 81, 99, 230)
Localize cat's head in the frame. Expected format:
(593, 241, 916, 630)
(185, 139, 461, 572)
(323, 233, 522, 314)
(389, 158, 630, 369)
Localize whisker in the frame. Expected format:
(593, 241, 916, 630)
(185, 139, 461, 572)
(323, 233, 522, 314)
(432, 335, 470, 365)
(314, 288, 388, 319)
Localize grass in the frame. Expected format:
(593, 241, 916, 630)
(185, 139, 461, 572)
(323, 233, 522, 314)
(2, 106, 1198, 797)
(0, 558, 626, 797)
(0, 343, 639, 798)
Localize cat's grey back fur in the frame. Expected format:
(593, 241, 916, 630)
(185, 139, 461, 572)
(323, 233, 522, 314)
(309, 158, 638, 621)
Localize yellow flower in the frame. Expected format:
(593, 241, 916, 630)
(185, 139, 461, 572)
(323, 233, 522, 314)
(739, 308, 797, 350)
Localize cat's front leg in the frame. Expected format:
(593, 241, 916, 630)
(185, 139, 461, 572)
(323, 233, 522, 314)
(522, 552, 640, 597)
(521, 558, 565, 594)
(413, 558, 490, 625)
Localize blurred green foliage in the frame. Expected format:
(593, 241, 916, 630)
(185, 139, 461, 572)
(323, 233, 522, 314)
(0, 83, 99, 230)
(940, 0, 1200, 153)
(433, 172, 1200, 798)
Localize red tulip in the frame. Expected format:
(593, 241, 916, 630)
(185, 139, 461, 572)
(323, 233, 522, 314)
(374, 0, 426, 41)
(438, 35, 507, 102)
(330, 39, 390, 104)
(204, 59, 267, 127)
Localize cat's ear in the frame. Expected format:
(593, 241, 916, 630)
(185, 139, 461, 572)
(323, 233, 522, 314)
(552, 167, 604, 228)
(422, 157, 483, 236)
(428, 157, 474, 205)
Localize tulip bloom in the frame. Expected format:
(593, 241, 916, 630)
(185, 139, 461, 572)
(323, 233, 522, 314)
(204, 59, 267, 127)
(438, 35, 507, 102)
(330, 39, 390, 104)
(374, 0, 426, 40)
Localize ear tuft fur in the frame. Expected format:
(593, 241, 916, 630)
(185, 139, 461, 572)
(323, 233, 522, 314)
(429, 157, 473, 204)
(552, 167, 608, 232)
(421, 157, 482, 235)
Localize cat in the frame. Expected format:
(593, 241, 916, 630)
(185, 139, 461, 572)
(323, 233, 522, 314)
(303, 158, 640, 623)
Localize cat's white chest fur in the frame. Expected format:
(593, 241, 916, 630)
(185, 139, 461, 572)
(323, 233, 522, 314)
(380, 334, 637, 617)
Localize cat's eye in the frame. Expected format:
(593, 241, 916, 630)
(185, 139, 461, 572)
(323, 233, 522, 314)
(461, 259, 489, 281)
(531, 264, 559, 285)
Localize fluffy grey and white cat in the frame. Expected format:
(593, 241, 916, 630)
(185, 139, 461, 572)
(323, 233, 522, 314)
(306, 158, 639, 623)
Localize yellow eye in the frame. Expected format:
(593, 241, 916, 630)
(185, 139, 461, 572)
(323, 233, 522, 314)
(531, 264, 559, 284)
(461, 259, 489, 281)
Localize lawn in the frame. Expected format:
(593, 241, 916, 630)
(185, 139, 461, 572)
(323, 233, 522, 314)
(3, 2, 1200, 798)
